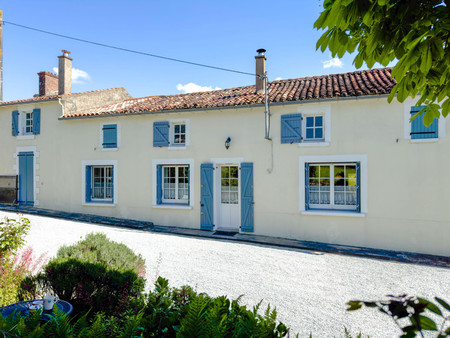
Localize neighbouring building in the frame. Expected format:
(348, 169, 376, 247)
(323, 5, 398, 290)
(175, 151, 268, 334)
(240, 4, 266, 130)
(0, 50, 448, 257)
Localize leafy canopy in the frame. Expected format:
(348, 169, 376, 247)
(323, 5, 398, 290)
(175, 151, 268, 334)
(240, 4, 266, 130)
(314, 0, 449, 126)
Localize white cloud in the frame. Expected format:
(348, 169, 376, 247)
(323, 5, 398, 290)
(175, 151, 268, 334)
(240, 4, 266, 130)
(52, 67, 90, 84)
(176, 82, 221, 93)
(322, 57, 343, 69)
(275, 77, 283, 80)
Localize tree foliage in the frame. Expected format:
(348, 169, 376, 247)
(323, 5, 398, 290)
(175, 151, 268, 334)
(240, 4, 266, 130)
(314, 0, 449, 125)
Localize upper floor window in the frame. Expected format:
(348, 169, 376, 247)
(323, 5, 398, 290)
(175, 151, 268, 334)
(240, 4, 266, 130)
(153, 120, 189, 148)
(102, 124, 118, 149)
(281, 112, 329, 145)
(304, 114, 324, 141)
(410, 106, 438, 140)
(12, 109, 41, 136)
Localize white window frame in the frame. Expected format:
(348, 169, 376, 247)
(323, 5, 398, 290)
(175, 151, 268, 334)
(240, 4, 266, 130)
(161, 164, 190, 204)
(306, 163, 358, 211)
(403, 99, 446, 143)
(81, 160, 118, 207)
(297, 104, 331, 147)
(168, 119, 190, 149)
(99, 122, 121, 151)
(303, 113, 325, 142)
(16, 107, 35, 140)
(90, 166, 114, 202)
(299, 155, 367, 217)
(152, 158, 194, 209)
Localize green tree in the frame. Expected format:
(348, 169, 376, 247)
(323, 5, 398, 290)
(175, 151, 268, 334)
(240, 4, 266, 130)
(314, 0, 449, 125)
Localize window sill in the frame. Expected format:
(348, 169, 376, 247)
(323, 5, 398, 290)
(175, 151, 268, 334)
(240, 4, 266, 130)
(153, 204, 193, 210)
(409, 138, 439, 143)
(17, 135, 35, 140)
(82, 202, 116, 207)
(168, 145, 187, 150)
(101, 147, 119, 151)
(298, 141, 330, 147)
(301, 210, 366, 218)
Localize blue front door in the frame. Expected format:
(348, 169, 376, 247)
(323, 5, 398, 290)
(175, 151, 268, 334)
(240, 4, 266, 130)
(18, 152, 34, 205)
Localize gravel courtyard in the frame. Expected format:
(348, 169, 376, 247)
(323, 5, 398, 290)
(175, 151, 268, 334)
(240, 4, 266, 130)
(2, 210, 449, 337)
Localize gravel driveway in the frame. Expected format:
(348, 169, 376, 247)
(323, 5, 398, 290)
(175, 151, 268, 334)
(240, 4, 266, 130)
(2, 211, 449, 337)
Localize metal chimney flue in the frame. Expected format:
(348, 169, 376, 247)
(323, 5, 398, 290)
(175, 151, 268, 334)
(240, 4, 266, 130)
(255, 48, 266, 94)
(58, 50, 72, 95)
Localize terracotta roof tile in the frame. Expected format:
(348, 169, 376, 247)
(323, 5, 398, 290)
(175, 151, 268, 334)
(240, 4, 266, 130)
(61, 68, 394, 118)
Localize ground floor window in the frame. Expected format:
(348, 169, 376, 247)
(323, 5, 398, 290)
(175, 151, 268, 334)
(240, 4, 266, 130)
(84, 165, 114, 204)
(160, 165, 189, 204)
(306, 162, 360, 211)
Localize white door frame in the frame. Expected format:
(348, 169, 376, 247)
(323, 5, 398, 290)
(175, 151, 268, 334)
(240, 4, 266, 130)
(211, 157, 244, 231)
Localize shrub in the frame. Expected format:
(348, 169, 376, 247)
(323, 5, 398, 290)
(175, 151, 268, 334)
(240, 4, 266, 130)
(43, 258, 145, 316)
(56, 232, 146, 277)
(0, 247, 47, 306)
(40, 233, 146, 316)
(0, 215, 31, 258)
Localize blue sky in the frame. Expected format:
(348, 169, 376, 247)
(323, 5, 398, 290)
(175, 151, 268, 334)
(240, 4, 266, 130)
(2, 0, 369, 102)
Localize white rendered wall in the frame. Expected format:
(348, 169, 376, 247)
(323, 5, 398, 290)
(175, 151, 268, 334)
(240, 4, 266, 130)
(0, 96, 449, 256)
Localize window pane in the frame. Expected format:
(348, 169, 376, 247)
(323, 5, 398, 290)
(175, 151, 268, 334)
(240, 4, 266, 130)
(320, 178, 330, 186)
(346, 166, 356, 179)
(315, 116, 323, 127)
(315, 128, 323, 139)
(306, 128, 314, 139)
(230, 166, 238, 178)
(174, 125, 180, 133)
(306, 116, 314, 127)
(309, 166, 319, 178)
(319, 166, 330, 178)
(230, 178, 238, 187)
(221, 166, 229, 178)
(221, 178, 229, 187)
(347, 178, 356, 186)
(180, 124, 185, 133)
(334, 166, 345, 179)
(309, 178, 319, 187)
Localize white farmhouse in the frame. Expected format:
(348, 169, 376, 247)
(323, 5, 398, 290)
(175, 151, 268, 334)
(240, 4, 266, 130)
(0, 50, 448, 257)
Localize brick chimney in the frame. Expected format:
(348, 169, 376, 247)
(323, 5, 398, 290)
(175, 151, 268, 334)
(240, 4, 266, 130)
(58, 50, 72, 95)
(255, 48, 266, 94)
(38, 71, 58, 96)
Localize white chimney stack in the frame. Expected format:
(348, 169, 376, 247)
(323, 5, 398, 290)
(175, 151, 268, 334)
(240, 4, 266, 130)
(58, 50, 72, 95)
(255, 48, 266, 94)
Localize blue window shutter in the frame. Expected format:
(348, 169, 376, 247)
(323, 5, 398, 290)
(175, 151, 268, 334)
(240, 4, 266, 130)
(410, 107, 438, 139)
(156, 165, 162, 204)
(240, 162, 254, 232)
(153, 121, 169, 147)
(103, 124, 118, 148)
(32, 109, 41, 135)
(200, 163, 214, 230)
(85, 166, 92, 202)
(356, 162, 361, 213)
(281, 114, 302, 143)
(305, 163, 310, 210)
(12, 111, 19, 136)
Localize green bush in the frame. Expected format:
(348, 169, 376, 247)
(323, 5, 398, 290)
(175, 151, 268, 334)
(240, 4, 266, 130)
(38, 233, 146, 316)
(43, 257, 145, 316)
(0, 215, 30, 258)
(56, 232, 146, 277)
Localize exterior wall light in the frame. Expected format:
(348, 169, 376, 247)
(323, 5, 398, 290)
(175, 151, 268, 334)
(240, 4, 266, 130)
(225, 137, 231, 150)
